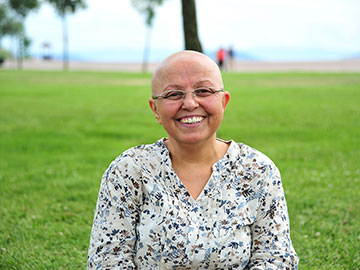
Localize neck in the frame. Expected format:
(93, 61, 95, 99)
(165, 136, 228, 167)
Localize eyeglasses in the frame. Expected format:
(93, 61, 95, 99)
(152, 87, 224, 101)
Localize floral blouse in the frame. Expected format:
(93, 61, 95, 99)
(87, 138, 298, 269)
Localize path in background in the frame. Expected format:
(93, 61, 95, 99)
(2, 58, 360, 72)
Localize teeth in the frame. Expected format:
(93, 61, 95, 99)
(180, 116, 204, 124)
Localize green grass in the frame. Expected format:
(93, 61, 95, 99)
(0, 70, 359, 269)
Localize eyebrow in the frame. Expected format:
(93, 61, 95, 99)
(194, 80, 213, 86)
(163, 80, 214, 91)
(163, 84, 183, 91)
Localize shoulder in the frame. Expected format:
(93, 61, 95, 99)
(104, 139, 165, 178)
(226, 142, 284, 199)
(230, 141, 280, 179)
(235, 142, 277, 168)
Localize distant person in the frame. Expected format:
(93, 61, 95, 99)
(216, 47, 226, 70)
(227, 46, 235, 71)
(87, 50, 299, 269)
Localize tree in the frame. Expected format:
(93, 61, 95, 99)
(7, 0, 39, 17)
(0, 3, 22, 65)
(0, 4, 22, 38)
(47, 0, 86, 70)
(131, 0, 203, 65)
(131, 0, 165, 72)
(181, 0, 202, 52)
(0, 0, 38, 68)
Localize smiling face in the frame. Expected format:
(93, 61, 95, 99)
(149, 51, 230, 146)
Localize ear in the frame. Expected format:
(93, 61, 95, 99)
(149, 98, 162, 125)
(222, 91, 231, 109)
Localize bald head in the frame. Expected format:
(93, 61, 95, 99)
(151, 50, 223, 95)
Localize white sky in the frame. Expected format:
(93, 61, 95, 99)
(4, 0, 360, 61)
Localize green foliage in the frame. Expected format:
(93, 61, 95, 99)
(47, 0, 86, 16)
(0, 0, 38, 61)
(0, 70, 359, 269)
(131, 0, 165, 26)
(7, 0, 39, 17)
(0, 3, 23, 38)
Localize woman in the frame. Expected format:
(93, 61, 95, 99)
(87, 51, 298, 269)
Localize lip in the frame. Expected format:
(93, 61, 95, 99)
(176, 115, 206, 126)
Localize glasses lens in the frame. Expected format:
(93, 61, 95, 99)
(163, 90, 184, 100)
(194, 87, 215, 97)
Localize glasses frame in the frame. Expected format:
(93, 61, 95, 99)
(152, 87, 224, 100)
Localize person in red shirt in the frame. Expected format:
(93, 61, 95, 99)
(217, 47, 226, 70)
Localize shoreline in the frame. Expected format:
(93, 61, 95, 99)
(2, 58, 360, 72)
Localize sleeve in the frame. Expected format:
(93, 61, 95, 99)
(246, 164, 299, 270)
(87, 155, 143, 270)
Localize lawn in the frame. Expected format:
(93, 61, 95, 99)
(0, 70, 359, 269)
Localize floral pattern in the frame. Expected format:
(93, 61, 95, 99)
(87, 138, 298, 269)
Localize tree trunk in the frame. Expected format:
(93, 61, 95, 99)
(142, 25, 152, 73)
(181, 0, 202, 52)
(62, 14, 69, 71)
(17, 32, 23, 70)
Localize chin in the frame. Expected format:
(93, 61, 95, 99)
(172, 133, 216, 145)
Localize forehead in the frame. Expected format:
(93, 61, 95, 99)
(152, 53, 223, 93)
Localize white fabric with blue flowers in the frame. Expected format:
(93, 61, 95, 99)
(87, 138, 298, 269)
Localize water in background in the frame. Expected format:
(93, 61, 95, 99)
(32, 47, 359, 63)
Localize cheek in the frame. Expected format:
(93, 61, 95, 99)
(204, 99, 225, 114)
(158, 103, 181, 120)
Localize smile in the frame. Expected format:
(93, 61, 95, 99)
(179, 116, 204, 124)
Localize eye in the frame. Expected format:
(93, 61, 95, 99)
(163, 90, 184, 100)
(194, 87, 215, 97)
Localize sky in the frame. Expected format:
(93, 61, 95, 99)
(3, 0, 360, 62)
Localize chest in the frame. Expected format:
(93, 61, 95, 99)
(134, 175, 259, 269)
(175, 167, 212, 200)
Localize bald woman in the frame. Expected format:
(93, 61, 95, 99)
(87, 51, 298, 269)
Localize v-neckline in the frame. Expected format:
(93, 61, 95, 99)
(159, 138, 234, 202)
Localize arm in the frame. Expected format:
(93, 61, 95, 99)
(247, 164, 299, 270)
(87, 155, 142, 270)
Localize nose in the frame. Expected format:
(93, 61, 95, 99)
(181, 91, 199, 110)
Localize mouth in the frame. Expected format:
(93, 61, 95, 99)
(178, 116, 205, 124)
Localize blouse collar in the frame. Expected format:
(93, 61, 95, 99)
(154, 138, 239, 203)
